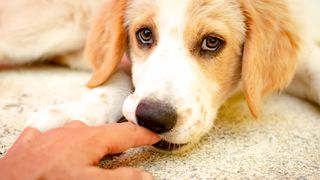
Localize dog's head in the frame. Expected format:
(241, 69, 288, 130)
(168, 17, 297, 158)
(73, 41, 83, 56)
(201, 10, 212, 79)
(85, 0, 300, 152)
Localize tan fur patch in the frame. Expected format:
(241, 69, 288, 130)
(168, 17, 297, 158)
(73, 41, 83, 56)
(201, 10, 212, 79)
(127, 12, 157, 62)
(240, 0, 301, 117)
(85, 0, 127, 88)
(184, 0, 246, 102)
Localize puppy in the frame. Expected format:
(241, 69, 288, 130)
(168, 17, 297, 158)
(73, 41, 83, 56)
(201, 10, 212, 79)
(1, 0, 320, 152)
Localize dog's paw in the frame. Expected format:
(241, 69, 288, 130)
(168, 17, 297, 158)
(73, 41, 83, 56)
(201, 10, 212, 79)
(26, 89, 129, 132)
(26, 70, 132, 132)
(26, 103, 83, 132)
(26, 100, 123, 132)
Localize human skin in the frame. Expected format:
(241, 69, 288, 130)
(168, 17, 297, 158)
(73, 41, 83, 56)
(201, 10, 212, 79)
(0, 121, 160, 180)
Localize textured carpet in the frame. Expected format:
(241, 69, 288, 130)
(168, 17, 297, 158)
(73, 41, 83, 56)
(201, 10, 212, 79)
(0, 65, 319, 179)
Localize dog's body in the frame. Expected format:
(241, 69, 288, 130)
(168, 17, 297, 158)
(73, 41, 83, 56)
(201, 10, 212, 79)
(1, 0, 320, 151)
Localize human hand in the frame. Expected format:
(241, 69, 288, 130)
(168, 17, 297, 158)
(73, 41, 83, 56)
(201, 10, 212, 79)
(0, 121, 160, 180)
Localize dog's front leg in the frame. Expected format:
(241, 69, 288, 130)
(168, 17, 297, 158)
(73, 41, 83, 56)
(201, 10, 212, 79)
(26, 70, 132, 132)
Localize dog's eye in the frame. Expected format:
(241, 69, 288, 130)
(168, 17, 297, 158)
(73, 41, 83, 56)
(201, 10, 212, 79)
(136, 28, 153, 46)
(201, 37, 223, 52)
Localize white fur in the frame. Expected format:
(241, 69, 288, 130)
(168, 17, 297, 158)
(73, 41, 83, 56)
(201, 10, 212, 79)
(0, 0, 102, 66)
(27, 70, 132, 132)
(123, 0, 223, 144)
(285, 0, 320, 105)
(0, 0, 319, 149)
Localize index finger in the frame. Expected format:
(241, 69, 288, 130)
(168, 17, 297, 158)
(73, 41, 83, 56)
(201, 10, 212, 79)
(88, 122, 160, 161)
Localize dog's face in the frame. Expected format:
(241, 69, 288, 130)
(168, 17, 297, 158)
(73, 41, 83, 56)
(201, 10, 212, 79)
(85, 0, 300, 151)
(122, 0, 246, 150)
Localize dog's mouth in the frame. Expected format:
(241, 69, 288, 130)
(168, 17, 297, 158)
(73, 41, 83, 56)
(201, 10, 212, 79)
(152, 140, 187, 151)
(117, 118, 187, 151)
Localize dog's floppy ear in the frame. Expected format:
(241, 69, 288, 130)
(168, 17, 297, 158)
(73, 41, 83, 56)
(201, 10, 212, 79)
(85, 0, 127, 88)
(240, 0, 300, 118)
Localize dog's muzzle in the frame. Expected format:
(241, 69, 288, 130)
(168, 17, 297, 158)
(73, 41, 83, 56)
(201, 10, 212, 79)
(135, 99, 189, 151)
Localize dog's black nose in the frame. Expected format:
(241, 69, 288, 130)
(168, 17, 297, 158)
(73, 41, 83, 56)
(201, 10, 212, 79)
(136, 99, 177, 134)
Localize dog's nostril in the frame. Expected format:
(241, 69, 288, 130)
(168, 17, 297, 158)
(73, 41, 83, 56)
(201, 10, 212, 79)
(136, 99, 177, 134)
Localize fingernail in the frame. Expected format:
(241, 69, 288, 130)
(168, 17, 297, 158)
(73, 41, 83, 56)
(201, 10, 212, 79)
(141, 172, 154, 180)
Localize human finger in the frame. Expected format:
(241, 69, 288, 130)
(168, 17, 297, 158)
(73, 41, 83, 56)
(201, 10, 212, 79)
(90, 122, 160, 156)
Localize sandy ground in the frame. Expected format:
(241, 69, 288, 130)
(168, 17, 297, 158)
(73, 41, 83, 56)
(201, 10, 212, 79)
(0, 65, 319, 179)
